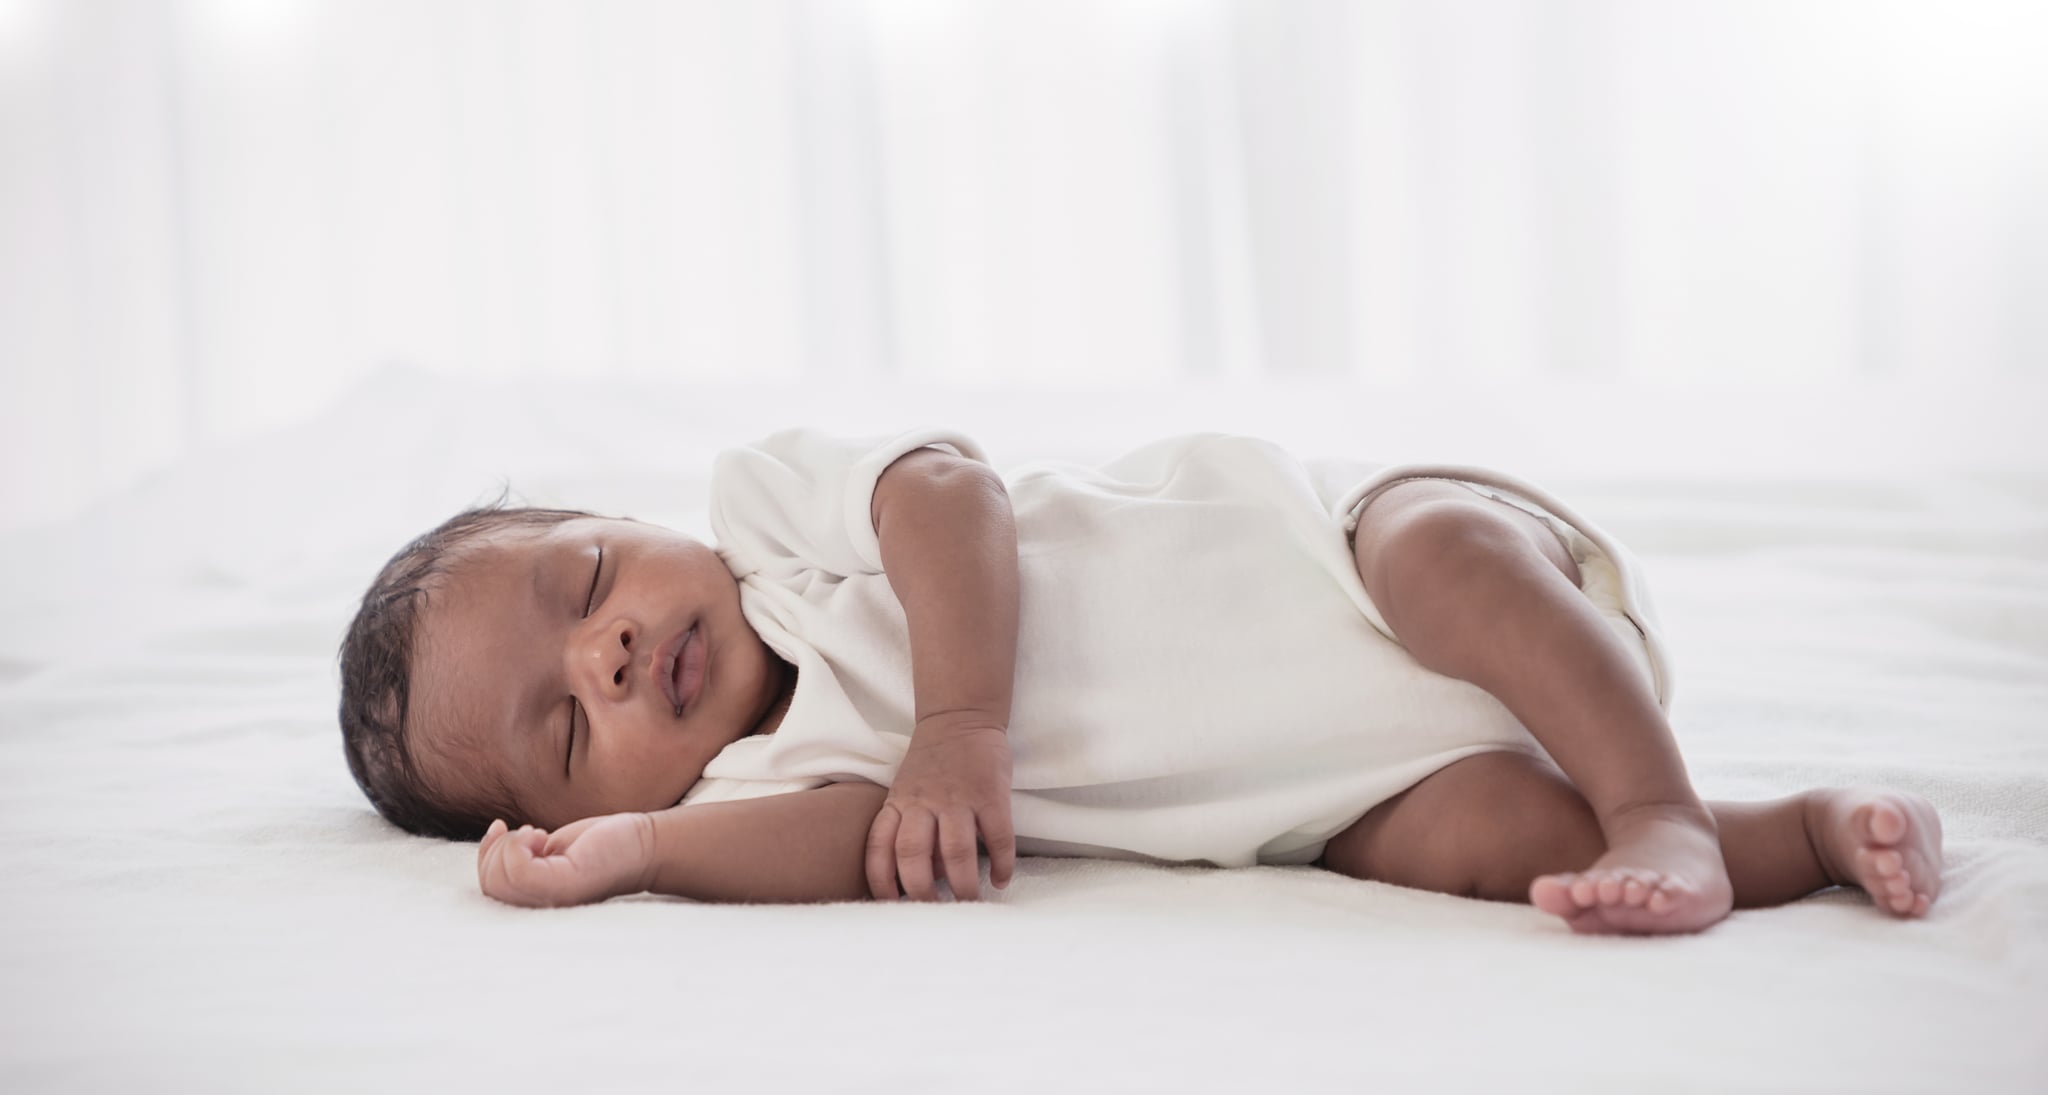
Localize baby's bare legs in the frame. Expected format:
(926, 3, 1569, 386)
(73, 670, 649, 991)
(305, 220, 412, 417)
(1349, 479, 1731, 931)
(1344, 481, 1946, 931)
(1317, 750, 1944, 927)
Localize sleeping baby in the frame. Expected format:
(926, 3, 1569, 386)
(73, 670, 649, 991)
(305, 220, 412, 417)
(338, 429, 1944, 934)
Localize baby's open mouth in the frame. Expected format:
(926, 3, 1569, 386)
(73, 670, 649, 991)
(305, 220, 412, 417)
(658, 624, 706, 717)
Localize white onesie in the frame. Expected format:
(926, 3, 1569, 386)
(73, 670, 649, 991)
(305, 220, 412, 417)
(683, 429, 1672, 868)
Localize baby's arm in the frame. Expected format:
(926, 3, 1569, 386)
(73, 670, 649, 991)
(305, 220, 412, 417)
(866, 447, 1020, 901)
(645, 782, 889, 902)
(477, 782, 889, 906)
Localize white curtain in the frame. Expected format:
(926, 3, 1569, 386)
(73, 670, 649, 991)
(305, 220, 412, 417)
(3, 0, 2044, 529)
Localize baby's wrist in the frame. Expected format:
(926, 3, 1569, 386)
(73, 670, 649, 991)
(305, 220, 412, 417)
(912, 710, 1009, 737)
(632, 811, 662, 896)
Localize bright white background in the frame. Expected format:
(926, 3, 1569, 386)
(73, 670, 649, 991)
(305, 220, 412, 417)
(3, 0, 2045, 532)
(5, 8, 2048, 1089)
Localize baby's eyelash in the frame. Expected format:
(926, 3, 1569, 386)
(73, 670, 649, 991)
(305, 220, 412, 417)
(569, 546, 603, 777)
(566, 697, 580, 778)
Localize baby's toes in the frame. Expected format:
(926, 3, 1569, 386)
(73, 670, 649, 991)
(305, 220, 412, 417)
(1531, 874, 1594, 918)
(1569, 875, 1600, 908)
(1595, 873, 1628, 906)
(1645, 877, 1690, 915)
(1857, 799, 1908, 845)
(1621, 874, 1652, 907)
(1906, 850, 1943, 904)
(1858, 846, 1904, 883)
(1881, 873, 1915, 913)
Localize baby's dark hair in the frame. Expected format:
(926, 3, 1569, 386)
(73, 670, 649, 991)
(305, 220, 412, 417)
(338, 498, 594, 840)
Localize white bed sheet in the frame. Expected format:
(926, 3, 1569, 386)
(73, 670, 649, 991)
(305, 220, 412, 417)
(2, 367, 2045, 1092)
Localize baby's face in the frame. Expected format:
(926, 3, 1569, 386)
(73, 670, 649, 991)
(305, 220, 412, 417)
(410, 517, 794, 830)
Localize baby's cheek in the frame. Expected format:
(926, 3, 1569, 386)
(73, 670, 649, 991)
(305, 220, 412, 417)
(592, 749, 702, 815)
(659, 755, 715, 809)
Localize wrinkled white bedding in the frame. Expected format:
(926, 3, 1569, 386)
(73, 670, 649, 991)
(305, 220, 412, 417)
(2, 368, 2044, 1092)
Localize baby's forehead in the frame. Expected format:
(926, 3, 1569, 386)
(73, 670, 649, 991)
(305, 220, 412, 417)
(417, 532, 558, 654)
(459, 516, 590, 562)
(431, 515, 618, 590)
(463, 514, 657, 556)
(406, 552, 540, 799)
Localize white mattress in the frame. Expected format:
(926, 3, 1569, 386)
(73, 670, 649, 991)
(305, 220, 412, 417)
(2, 367, 2044, 1092)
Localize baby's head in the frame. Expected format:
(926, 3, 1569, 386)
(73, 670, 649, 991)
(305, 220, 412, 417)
(338, 502, 795, 838)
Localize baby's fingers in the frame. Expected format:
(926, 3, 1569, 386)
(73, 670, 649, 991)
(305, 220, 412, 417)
(865, 806, 902, 901)
(481, 825, 570, 907)
(478, 818, 510, 890)
(937, 808, 981, 901)
(980, 803, 1016, 892)
(893, 811, 940, 902)
(541, 816, 606, 856)
(477, 820, 542, 888)
(479, 823, 538, 904)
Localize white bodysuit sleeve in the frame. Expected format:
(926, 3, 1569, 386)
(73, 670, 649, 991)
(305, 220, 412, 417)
(708, 427, 991, 579)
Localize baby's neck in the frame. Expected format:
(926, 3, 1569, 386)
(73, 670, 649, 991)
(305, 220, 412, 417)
(748, 660, 798, 737)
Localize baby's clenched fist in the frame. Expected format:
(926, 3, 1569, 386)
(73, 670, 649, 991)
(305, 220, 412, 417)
(477, 812, 658, 908)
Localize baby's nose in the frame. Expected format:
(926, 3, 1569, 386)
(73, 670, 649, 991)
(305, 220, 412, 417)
(580, 620, 636, 691)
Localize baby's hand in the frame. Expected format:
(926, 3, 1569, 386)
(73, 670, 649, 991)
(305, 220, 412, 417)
(476, 813, 657, 908)
(866, 719, 1016, 902)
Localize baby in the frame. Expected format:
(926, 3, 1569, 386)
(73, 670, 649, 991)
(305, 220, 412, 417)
(338, 428, 1944, 934)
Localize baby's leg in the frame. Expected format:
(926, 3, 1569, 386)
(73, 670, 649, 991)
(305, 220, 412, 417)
(1318, 750, 1606, 904)
(1351, 479, 1730, 932)
(1319, 751, 1946, 930)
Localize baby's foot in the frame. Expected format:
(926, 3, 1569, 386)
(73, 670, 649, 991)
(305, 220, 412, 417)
(1807, 787, 1943, 918)
(1530, 806, 1734, 935)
